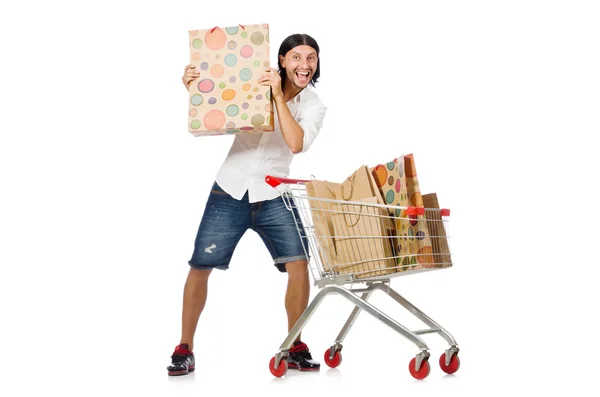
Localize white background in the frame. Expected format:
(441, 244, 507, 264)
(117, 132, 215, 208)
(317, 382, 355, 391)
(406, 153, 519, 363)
(1, 0, 599, 395)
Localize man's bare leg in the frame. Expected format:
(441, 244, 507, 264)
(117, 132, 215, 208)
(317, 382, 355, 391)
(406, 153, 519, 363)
(284, 260, 320, 370)
(181, 268, 212, 351)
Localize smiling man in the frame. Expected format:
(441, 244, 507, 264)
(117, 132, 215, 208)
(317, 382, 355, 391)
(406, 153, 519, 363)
(168, 34, 327, 376)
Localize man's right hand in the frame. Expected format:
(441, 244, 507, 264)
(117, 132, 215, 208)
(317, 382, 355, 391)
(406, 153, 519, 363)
(182, 64, 200, 90)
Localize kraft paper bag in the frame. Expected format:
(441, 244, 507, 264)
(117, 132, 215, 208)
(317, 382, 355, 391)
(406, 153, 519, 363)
(422, 193, 452, 268)
(331, 197, 397, 279)
(334, 166, 385, 204)
(334, 165, 393, 231)
(188, 23, 274, 136)
(305, 180, 341, 273)
(401, 153, 435, 269)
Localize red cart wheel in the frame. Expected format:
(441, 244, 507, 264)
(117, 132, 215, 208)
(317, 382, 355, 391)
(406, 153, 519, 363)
(269, 356, 288, 377)
(324, 350, 342, 368)
(409, 357, 430, 380)
(439, 353, 460, 374)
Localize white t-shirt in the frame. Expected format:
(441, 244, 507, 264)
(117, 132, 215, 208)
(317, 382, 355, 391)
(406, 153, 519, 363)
(215, 87, 327, 203)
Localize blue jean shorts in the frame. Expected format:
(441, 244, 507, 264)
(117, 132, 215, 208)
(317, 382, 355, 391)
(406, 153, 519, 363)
(188, 181, 309, 272)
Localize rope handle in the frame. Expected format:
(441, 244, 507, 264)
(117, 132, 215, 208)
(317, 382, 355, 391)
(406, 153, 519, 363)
(210, 24, 245, 33)
(340, 204, 365, 228)
(340, 173, 357, 201)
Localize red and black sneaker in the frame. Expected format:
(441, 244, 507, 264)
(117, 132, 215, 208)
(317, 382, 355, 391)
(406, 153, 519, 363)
(287, 341, 320, 371)
(167, 344, 195, 376)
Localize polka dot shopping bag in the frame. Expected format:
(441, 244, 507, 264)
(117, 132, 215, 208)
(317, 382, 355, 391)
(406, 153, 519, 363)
(188, 24, 274, 136)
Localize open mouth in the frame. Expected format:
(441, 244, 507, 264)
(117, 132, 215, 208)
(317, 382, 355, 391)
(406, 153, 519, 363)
(295, 70, 310, 83)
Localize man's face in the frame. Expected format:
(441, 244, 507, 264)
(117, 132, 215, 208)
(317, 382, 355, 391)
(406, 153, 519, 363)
(279, 45, 318, 89)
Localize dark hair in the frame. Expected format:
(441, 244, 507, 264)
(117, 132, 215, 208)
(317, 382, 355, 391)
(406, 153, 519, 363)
(277, 33, 321, 88)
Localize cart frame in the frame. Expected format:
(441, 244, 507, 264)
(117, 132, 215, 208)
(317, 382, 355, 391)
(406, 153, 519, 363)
(265, 175, 460, 380)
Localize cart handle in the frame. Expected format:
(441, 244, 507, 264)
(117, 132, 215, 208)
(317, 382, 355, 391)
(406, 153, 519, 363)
(406, 207, 451, 216)
(265, 175, 310, 187)
(265, 175, 451, 216)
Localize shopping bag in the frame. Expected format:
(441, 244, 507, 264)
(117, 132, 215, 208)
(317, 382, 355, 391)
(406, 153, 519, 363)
(330, 166, 396, 277)
(401, 153, 435, 269)
(333, 165, 394, 232)
(370, 156, 408, 265)
(305, 180, 341, 273)
(331, 197, 397, 279)
(333, 165, 386, 205)
(370, 155, 434, 271)
(422, 193, 452, 268)
(187, 23, 274, 136)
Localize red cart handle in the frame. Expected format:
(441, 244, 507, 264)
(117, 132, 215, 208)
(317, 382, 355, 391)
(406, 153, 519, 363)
(406, 207, 451, 216)
(265, 175, 310, 187)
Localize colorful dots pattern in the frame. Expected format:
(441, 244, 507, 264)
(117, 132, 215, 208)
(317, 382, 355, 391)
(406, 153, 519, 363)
(239, 68, 252, 81)
(224, 54, 237, 67)
(192, 39, 203, 49)
(210, 64, 224, 78)
(226, 105, 239, 116)
(205, 28, 226, 50)
(369, 155, 435, 271)
(203, 109, 225, 130)
(222, 89, 235, 101)
(190, 94, 203, 106)
(188, 24, 273, 136)
(240, 45, 253, 58)
(198, 80, 213, 93)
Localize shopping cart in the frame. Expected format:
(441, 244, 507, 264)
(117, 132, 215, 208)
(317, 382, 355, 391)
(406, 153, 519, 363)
(264, 175, 459, 380)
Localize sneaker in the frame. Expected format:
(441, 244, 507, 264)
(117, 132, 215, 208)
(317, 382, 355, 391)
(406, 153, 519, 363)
(287, 341, 320, 371)
(167, 343, 195, 376)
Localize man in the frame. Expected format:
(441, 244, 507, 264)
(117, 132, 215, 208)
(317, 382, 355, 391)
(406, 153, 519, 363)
(167, 33, 327, 376)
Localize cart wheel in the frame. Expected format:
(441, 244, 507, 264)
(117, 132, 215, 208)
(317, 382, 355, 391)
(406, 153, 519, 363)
(324, 349, 342, 368)
(269, 356, 288, 378)
(409, 357, 430, 380)
(439, 352, 460, 374)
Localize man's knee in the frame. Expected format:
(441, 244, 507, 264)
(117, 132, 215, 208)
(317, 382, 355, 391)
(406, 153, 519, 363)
(188, 267, 212, 282)
(285, 260, 308, 276)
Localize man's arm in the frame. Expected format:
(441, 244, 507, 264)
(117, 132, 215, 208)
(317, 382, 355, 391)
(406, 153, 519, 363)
(273, 96, 304, 154)
(259, 67, 306, 154)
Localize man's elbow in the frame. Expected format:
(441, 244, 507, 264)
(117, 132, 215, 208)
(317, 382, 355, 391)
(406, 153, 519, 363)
(291, 144, 303, 154)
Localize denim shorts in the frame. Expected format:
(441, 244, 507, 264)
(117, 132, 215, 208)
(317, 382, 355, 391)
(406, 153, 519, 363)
(188, 181, 309, 272)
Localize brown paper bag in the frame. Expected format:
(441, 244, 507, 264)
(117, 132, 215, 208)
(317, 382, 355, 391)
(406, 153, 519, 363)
(405, 153, 424, 206)
(422, 193, 452, 268)
(334, 165, 394, 233)
(334, 165, 386, 205)
(305, 180, 341, 273)
(331, 197, 397, 279)
(399, 153, 435, 269)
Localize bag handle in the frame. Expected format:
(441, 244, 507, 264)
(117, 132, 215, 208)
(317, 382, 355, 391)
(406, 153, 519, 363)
(210, 24, 245, 33)
(339, 173, 357, 201)
(340, 204, 364, 228)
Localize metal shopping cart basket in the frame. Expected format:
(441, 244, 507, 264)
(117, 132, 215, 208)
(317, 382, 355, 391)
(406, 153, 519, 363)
(264, 175, 459, 380)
